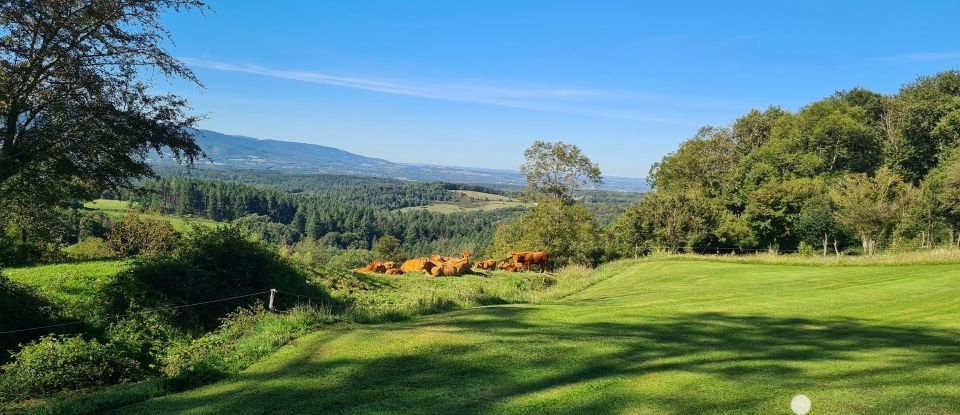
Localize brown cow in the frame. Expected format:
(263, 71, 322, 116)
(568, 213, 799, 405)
(497, 262, 523, 272)
(382, 261, 397, 270)
(401, 257, 437, 274)
(385, 268, 405, 276)
(354, 261, 388, 274)
(509, 251, 549, 273)
(430, 252, 472, 277)
(475, 259, 497, 270)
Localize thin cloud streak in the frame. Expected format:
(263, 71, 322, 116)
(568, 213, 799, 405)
(183, 58, 732, 125)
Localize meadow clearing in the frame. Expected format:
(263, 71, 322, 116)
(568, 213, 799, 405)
(121, 257, 960, 414)
(398, 190, 530, 213)
(83, 199, 222, 233)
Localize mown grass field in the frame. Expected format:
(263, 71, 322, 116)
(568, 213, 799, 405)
(127, 259, 960, 414)
(84, 199, 221, 233)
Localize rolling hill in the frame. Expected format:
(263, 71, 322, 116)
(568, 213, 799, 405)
(149, 129, 648, 192)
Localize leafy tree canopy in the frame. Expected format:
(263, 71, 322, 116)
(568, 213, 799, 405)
(0, 0, 206, 231)
(520, 140, 602, 202)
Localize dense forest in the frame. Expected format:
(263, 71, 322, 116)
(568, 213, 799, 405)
(609, 71, 960, 256)
(131, 177, 522, 256)
(148, 167, 508, 208)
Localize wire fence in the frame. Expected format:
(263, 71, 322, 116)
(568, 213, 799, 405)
(1, 289, 282, 336)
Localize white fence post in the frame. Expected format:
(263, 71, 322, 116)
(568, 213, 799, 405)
(269, 289, 277, 311)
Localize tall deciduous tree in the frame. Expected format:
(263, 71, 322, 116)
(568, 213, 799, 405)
(731, 106, 786, 157)
(830, 167, 916, 255)
(648, 126, 738, 198)
(520, 141, 602, 202)
(0, 0, 206, 231)
(925, 148, 960, 247)
(887, 71, 960, 182)
(490, 198, 600, 266)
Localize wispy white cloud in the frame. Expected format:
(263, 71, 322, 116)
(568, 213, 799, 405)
(879, 52, 960, 62)
(183, 58, 737, 124)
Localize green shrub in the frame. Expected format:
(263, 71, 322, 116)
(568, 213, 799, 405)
(102, 226, 332, 331)
(106, 214, 178, 257)
(372, 235, 406, 263)
(327, 249, 374, 270)
(0, 335, 142, 403)
(65, 237, 116, 261)
(106, 315, 185, 374)
(796, 241, 816, 257)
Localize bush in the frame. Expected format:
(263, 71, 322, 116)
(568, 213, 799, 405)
(65, 237, 116, 261)
(106, 214, 178, 257)
(102, 226, 332, 331)
(285, 238, 339, 266)
(372, 235, 406, 263)
(0, 335, 142, 403)
(327, 249, 374, 270)
(0, 275, 59, 362)
(106, 315, 185, 374)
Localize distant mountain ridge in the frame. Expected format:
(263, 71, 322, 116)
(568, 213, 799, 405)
(149, 129, 648, 192)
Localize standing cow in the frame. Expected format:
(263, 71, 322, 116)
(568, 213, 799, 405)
(509, 251, 549, 273)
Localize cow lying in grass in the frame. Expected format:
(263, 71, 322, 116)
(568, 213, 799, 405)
(497, 262, 524, 272)
(401, 252, 473, 277)
(430, 252, 471, 277)
(475, 259, 497, 270)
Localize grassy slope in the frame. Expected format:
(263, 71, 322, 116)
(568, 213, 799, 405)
(84, 199, 221, 233)
(5, 260, 128, 320)
(129, 259, 960, 415)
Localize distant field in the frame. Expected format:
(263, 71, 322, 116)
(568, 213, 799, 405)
(84, 199, 222, 232)
(399, 190, 529, 213)
(135, 259, 960, 414)
(452, 190, 514, 201)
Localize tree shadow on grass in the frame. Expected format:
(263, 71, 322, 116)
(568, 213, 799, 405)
(126, 307, 960, 414)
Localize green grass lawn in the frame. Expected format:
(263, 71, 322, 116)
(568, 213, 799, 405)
(126, 259, 960, 414)
(5, 260, 129, 320)
(83, 199, 222, 233)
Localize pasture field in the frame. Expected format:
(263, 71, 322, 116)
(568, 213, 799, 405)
(84, 199, 222, 232)
(5, 260, 129, 320)
(131, 259, 960, 414)
(453, 190, 515, 202)
(399, 190, 529, 213)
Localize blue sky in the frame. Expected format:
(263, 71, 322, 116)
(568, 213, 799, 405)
(160, 0, 960, 178)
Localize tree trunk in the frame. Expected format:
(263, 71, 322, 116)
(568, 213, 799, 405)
(822, 233, 829, 257)
(834, 239, 840, 257)
(951, 226, 957, 250)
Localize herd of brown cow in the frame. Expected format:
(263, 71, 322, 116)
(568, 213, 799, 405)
(354, 250, 548, 277)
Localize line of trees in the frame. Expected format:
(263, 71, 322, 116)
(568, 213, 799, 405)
(609, 71, 960, 256)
